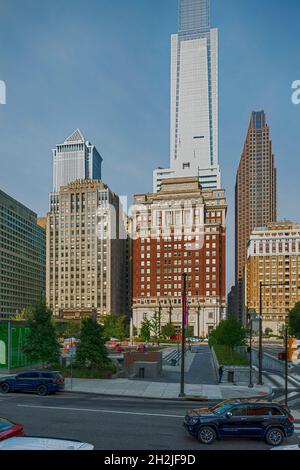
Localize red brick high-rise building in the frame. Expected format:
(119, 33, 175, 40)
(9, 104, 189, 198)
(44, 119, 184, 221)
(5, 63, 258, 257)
(235, 111, 277, 323)
(132, 177, 227, 337)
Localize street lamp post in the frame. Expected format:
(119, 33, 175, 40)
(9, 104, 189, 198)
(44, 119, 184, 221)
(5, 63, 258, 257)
(179, 273, 187, 398)
(248, 318, 254, 388)
(168, 299, 172, 324)
(285, 325, 288, 407)
(197, 301, 201, 338)
(157, 299, 162, 346)
(258, 282, 263, 385)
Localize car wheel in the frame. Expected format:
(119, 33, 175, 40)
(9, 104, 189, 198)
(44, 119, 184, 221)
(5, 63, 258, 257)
(198, 426, 217, 445)
(265, 428, 284, 446)
(0, 382, 10, 394)
(37, 385, 48, 396)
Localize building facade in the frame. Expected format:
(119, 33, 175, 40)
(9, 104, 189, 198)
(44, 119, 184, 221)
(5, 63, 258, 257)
(235, 111, 277, 322)
(132, 177, 227, 337)
(226, 285, 236, 319)
(153, 0, 221, 192)
(246, 222, 300, 333)
(46, 179, 129, 320)
(52, 129, 103, 193)
(0, 190, 46, 318)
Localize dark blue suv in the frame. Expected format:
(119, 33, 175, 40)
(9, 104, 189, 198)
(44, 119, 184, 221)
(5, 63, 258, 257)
(0, 371, 65, 396)
(184, 400, 295, 446)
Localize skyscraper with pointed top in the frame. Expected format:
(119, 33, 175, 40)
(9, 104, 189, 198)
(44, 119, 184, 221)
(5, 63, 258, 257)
(52, 129, 103, 192)
(235, 111, 277, 322)
(153, 0, 220, 192)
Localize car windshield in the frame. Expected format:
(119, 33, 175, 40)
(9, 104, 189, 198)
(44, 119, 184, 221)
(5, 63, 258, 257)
(210, 402, 233, 415)
(0, 419, 13, 432)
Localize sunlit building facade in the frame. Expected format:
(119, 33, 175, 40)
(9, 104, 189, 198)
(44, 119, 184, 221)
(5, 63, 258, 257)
(246, 221, 300, 333)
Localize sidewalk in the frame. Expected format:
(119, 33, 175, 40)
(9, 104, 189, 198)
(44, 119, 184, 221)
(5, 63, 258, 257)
(64, 377, 271, 401)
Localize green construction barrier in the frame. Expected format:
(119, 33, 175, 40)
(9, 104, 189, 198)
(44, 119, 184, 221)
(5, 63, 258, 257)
(0, 322, 8, 368)
(0, 321, 36, 370)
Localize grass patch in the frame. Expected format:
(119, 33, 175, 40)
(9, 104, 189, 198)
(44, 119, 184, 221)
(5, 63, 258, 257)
(52, 363, 117, 379)
(213, 345, 249, 366)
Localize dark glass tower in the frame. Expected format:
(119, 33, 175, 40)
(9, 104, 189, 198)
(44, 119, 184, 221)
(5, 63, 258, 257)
(235, 111, 277, 322)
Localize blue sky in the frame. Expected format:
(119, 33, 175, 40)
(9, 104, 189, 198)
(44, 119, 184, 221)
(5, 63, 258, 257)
(0, 0, 300, 290)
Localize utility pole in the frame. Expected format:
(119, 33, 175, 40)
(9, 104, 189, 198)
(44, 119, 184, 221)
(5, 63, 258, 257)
(179, 273, 187, 398)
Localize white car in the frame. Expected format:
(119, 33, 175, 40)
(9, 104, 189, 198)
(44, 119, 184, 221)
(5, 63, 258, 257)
(271, 439, 300, 451)
(0, 437, 94, 450)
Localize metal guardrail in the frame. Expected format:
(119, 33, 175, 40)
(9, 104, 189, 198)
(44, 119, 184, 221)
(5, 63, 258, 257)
(164, 348, 187, 366)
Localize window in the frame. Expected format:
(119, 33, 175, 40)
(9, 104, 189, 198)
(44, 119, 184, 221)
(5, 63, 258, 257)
(247, 406, 280, 416)
(231, 406, 247, 417)
(40, 373, 54, 379)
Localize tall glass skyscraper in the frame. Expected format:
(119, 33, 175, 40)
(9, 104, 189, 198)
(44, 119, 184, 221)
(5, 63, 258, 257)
(52, 129, 103, 192)
(153, 0, 221, 192)
(0, 190, 46, 318)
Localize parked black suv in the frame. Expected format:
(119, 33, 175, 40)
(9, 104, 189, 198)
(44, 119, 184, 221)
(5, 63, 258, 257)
(184, 399, 295, 446)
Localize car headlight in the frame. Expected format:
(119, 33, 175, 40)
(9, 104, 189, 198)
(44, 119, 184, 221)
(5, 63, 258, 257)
(189, 417, 199, 426)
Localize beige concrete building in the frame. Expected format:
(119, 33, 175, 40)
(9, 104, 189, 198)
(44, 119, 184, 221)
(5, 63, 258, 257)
(246, 221, 300, 334)
(46, 179, 129, 320)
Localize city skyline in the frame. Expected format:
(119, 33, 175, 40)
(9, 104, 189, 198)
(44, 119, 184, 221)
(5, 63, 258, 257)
(0, 0, 300, 292)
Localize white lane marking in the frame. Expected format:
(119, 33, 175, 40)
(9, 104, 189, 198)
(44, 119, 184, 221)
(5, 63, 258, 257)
(287, 376, 300, 387)
(17, 404, 184, 419)
(266, 374, 300, 388)
(274, 392, 299, 402)
(287, 397, 300, 407)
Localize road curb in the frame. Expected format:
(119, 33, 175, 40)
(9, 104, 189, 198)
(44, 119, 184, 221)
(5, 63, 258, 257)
(64, 389, 219, 403)
(63, 385, 274, 402)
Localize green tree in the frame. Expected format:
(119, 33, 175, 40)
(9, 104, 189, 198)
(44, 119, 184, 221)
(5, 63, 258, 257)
(186, 326, 194, 338)
(23, 303, 61, 367)
(288, 303, 300, 338)
(265, 327, 273, 337)
(102, 314, 127, 340)
(161, 323, 176, 340)
(140, 318, 151, 342)
(55, 320, 81, 340)
(208, 318, 247, 350)
(76, 317, 109, 368)
(14, 308, 26, 321)
(150, 312, 163, 344)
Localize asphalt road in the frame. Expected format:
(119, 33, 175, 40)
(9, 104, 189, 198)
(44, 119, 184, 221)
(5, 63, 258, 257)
(0, 392, 299, 450)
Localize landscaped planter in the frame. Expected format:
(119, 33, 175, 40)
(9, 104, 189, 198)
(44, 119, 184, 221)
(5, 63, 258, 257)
(211, 346, 258, 385)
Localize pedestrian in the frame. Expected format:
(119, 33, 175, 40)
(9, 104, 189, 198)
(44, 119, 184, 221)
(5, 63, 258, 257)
(218, 365, 224, 384)
(188, 339, 192, 352)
